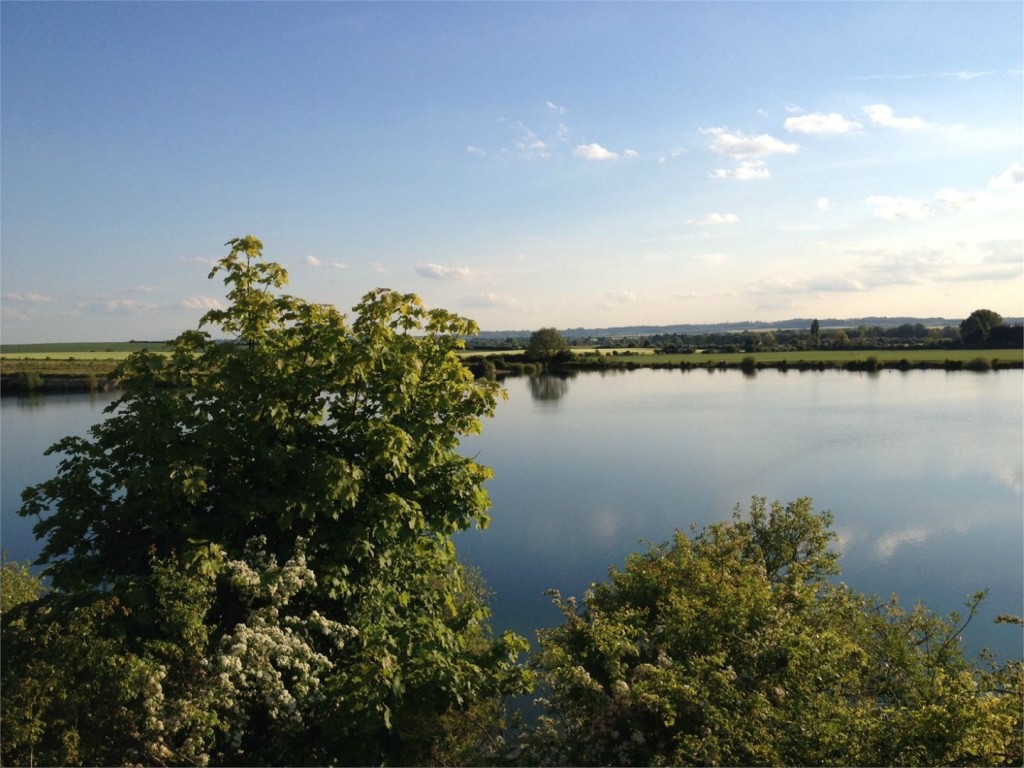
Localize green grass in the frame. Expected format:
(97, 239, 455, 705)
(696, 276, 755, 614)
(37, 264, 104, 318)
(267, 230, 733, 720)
(1, 341, 172, 356)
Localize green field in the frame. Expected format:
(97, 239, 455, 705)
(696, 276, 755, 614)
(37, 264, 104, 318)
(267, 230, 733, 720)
(0, 342, 172, 377)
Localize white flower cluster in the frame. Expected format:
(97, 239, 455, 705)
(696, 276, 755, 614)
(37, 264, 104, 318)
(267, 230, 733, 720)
(215, 538, 356, 734)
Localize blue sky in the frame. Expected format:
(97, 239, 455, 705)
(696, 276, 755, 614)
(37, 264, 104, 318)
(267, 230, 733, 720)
(2, 1, 1021, 342)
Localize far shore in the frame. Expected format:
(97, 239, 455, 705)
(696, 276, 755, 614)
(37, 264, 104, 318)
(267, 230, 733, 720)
(3, 346, 1021, 396)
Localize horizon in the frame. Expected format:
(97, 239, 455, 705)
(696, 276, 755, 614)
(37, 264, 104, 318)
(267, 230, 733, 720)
(2, 2, 1022, 344)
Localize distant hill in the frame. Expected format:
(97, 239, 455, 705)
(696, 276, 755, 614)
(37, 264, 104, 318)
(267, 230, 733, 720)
(474, 317, 1024, 340)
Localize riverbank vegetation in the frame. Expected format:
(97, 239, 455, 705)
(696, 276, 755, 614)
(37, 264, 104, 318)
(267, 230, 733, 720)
(2, 238, 1021, 765)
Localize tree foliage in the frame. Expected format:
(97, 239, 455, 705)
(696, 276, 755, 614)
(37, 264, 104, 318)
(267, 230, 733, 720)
(520, 497, 1022, 767)
(960, 309, 1003, 344)
(3, 236, 530, 766)
(526, 327, 569, 366)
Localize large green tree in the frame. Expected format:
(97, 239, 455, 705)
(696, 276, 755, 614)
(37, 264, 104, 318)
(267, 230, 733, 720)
(520, 497, 1022, 766)
(960, 308, 1003, 344)
(525, 327, 569, 366)
(2, 236, 529, 766)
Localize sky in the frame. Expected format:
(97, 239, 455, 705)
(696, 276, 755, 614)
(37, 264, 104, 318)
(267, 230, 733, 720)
(1, 1, 1022, 343)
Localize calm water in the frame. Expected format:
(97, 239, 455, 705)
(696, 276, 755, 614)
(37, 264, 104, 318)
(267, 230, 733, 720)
(2, 369, 1022, 660)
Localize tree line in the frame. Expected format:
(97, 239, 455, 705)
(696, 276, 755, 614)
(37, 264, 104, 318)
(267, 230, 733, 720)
(468, 310, 1021, 355)
(2, 238, 1020, 766)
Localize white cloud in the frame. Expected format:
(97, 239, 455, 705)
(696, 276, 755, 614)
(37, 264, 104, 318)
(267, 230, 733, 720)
(816, 197, 831, 211)
(863, 103, 929, 131)
(78, 298, 154, 315)
(3, 291, 52, 303)
(181, 296, 224, 311)
(711, 160, 771, 180)
(623, 148, 638, 159)
(463, 292, 519, 308)
(693, 212, 739, 225)
(466, 145, 486, 156)
(784, 112, 862, 135)
(988, 161, 1023, 189)
(658, 148, 686, 165)
(306, 254, 347, 269)
(369, 262, 388, 274)
(574, 143, 618, 161)
(934, 187, 981, 212)
(702, 127, 798, 157)
(947, 70, 995, 80)
(546, 100, 566, 114)
(865, 195, 934, 221)
(603, 288, 637, 303)
(415, 263, 473, 280)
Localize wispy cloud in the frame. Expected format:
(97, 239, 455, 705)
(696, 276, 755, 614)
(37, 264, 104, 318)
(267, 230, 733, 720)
(181, 296, 224, 311)
(702, 127, 798, 157)
(546, 100, 566, 114)
(415, 263, 473, 280)
(466, 145, 486, 156)
(77, 298, 155, 315)
(603, 288, 637, 303)
(711, 160, 771, 181)
(946, 69, 996, 80)
(574, 143, 618, 161)
(816, 197, 831, 211)
(863, 103, 930, 131)
(784, 112, 862, 135)
(3, 291, 52, 303)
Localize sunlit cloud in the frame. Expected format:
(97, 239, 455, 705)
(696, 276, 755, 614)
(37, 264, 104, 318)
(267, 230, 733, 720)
(3, 291, 52, 303)
(980, 239, 1024, 264)
(784, 112, 862, 135)
(415, 263, 473, 280)
(865, 195, 934, 221)
(463, 292, 519, 308)
(546, 100, 566, 114)
(863, 103, 930, 131)
(693, 212, 739, 225)
(306, 255, 346, 269)
(574, 143, 618, 161)
(816, 197, 831, 211)
(711, 160, 771, 180)
(702, 127, 798, 157)
(988, 161, 1023, 189)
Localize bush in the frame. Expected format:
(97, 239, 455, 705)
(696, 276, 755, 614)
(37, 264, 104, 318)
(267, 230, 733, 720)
(520, 497, 1022, 767)
(964, 356, 992, 372)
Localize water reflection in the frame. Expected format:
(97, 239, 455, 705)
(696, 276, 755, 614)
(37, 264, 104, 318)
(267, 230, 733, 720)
(528, 372, 576, 403)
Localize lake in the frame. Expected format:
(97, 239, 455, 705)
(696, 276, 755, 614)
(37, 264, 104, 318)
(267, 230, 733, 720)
(2, 369, 1022, 661)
